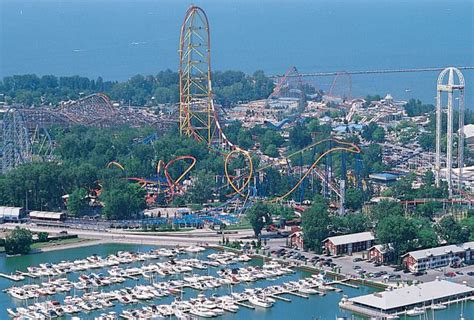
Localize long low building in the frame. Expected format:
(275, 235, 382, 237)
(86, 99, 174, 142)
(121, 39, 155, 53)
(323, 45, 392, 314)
(340, 279, 473, 317)
(0, 206, 25, 222)
(402, 241, 474, 273)
(29, 211, 65, 221)
(323, 231, 375, 256)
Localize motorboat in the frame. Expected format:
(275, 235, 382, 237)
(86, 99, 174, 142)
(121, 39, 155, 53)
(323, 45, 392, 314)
(248, 295, 274, 308)
(189, 306, 216, 318)
(406, 307, 425, 316)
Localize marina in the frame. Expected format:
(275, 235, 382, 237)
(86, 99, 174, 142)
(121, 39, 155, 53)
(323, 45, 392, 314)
(0, 243, 472, 319)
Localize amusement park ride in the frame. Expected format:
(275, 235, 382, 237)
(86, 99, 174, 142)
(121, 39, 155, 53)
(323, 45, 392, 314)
(175, 5, 363, 210)
(0, 5, 365, 211)
(87, 5, 363, 210)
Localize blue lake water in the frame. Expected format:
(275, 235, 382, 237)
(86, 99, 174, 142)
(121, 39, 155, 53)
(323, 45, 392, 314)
(0, 0, 473, 104)
(0, 243, 472, 319)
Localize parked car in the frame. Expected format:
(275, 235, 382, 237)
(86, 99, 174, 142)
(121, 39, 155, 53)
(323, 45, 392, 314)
(444, 272, 456, 277)
(467, 271, 474, 276)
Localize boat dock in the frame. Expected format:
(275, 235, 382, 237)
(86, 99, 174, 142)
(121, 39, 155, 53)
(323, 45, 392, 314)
(0, 273, 24, 281)
(329, 278, 358, 289)
(235, 301, 255, 309)
(16, 271, 37, 279)
(269, 294, 291, 302)
(285, 290, 309, 299)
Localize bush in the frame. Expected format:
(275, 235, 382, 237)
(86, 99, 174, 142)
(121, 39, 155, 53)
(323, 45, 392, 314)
(37, 232, 49, 242)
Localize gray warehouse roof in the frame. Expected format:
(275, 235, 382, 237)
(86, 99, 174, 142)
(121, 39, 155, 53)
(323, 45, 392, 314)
(349, 280, 473, 311)
(323, 232, 375, 246)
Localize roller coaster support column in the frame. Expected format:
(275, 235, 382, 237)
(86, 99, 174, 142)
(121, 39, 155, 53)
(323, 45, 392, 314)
(355, 153, 362, 190)
(339, 180, 345, 215)
(339, 152, 347, 215)
(179, 6, 220, 145)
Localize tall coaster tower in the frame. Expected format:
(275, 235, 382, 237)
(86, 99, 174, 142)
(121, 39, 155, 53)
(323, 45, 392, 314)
(435, 67, 465, 197)
(179, 6, 221, 145)
(1, 107, 31, 173)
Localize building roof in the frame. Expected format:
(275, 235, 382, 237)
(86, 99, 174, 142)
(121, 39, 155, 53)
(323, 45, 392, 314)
(0, 206, 23, 219)
(29, 211, 64, 220)
(323, 232, 375, 246)
(369, 173, 398, 181)
(369, 244, 394, 254)
(349, 279, 473, 311)
(462, 124, 474, 139)
(289, 231, 303, 238)
(402, 242, 474, 260)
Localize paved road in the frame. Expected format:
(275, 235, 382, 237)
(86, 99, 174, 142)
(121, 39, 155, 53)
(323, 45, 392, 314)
(263, 242, 474, 286)
(1, 223, 254, 247)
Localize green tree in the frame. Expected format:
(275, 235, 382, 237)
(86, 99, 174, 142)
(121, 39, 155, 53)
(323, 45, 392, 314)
(338, 213, 370, 234)
(37, 232, 49, 242)
(362, 123, 384, 142)
(362, 144, 385, 176)
(301, 196, 331, 252)
(5, 227, 33, 255)
(436, 216, 470, 244)
(246, 202, 272, 237)
(186, 170, 215, 204)
(345, 188, 366, 211)
(460, 216, 474, 241)
(415, 202, 439, 220)
(412, 218, 438, 249)
(370, 200, 404, 222)
(289, 123, 312, 150)
(372, 126, 386, 142)
(101, 181, 146, 220)
(67, 188, 89, 216)
(264, 144, 279, 158)
(376, 215, 417, 262)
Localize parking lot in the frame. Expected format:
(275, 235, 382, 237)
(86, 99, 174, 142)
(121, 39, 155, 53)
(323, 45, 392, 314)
(262, 241, 474, 286)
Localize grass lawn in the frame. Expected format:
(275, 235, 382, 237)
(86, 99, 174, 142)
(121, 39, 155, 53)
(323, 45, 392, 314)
(224, 219, 252, 230)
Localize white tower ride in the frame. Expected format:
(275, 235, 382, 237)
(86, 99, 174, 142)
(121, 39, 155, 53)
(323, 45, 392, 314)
(435, 67, 465, 198)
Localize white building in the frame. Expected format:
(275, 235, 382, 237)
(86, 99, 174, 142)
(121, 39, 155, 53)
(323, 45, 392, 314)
(462, 124, 474, 151)
(402, 241, 474, 273)
(0, 206, 25, 222)
(342, 279, 473, 317)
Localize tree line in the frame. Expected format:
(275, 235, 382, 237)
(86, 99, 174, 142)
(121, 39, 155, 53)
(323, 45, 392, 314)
(0, 70, 274, 107)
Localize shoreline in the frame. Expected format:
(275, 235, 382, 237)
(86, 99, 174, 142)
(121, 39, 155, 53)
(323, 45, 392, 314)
(35, 239, 107, 253)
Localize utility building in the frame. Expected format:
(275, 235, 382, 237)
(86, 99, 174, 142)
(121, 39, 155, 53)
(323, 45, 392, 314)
(323, 232, 375, 256)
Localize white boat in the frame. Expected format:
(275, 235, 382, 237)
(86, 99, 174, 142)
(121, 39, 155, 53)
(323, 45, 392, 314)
(6, 308, 17, 317)
(430, 303, 447, 310)
(248, 295, 274, 308)
(189, 306, 216, 318)
(185, 246, 205, 253)
(406, 307, 425, 316)
(298, 286, 319, 294)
